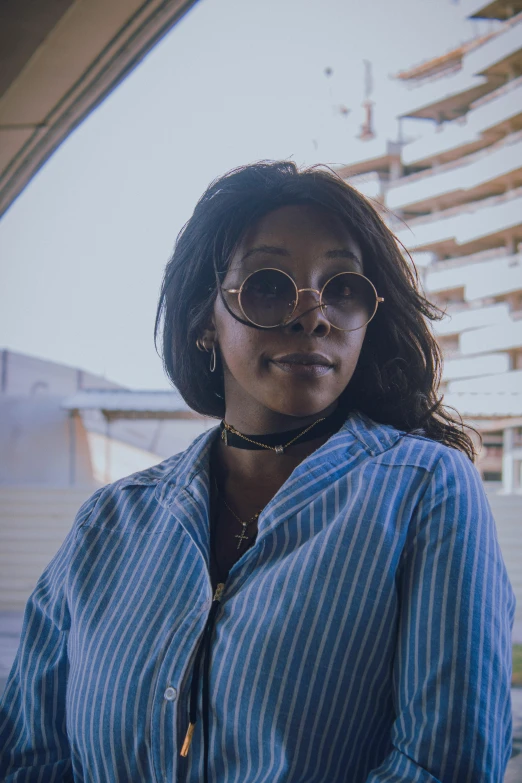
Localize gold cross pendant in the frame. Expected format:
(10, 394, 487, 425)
(235, 525, 249, 549)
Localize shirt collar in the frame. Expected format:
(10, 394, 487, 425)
(118, 410, 403, 569)
(118, 409, 404, 498)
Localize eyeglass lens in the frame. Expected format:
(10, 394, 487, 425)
(238, 269, 377, 331)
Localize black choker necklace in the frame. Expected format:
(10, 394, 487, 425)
(219, 408, 347, 454)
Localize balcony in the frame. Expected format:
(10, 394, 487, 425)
(397, 69, 490, 121)
(387, 132, 522, 211)
(460, 316, 522, 353)
(425, 249, 522, 300)
(449, 369, 522, 393)
(471, 72, 522, 132)
(465, 0, 522, 21)
(397, 14, 522, 122)
(443, 352, 510, 379)
(434, 302, 511, 336)
(464, 12, 522, 77)
(466, 254, 522, 299)
(443, 390, 522, 416)
(402, 77, 522, 165)
(395, 187, 522, 251)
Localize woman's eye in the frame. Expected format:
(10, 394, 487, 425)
(250, 283, 277, 296)
(328, 284, 353, 299)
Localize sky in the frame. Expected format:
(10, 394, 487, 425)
(0, 0, 493, 390)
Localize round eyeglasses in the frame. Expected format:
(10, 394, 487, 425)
(223, 267, 384, 331)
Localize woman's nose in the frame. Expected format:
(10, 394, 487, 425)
(285, 290, 331, 335)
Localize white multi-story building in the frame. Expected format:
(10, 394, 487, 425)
(338, 0, 522, 493)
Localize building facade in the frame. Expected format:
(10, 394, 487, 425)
(338, 0, 522, 494)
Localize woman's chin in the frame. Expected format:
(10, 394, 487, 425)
(264, 395, 339, 421)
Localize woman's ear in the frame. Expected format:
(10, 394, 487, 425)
(200, 315, 217, 348)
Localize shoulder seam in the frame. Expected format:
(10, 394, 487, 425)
(76, 487, 108, 531)
(351, 430, 404, 458)
(115, 455, 185, 489)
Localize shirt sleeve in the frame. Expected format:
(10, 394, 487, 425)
(0, 489, 103, 782)
(364, 447, 516, 783)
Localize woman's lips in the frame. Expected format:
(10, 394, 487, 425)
(269, 360, 333, 377)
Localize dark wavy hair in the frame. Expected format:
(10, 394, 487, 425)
(155, 161, 476, 460)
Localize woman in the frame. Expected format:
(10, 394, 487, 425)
(0, 161, 516, 782)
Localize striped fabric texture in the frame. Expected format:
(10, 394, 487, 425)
(0, 410, 516, 782)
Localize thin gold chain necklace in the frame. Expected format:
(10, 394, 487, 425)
(213, 477, 262, 550)
(221, 416, 326, 455)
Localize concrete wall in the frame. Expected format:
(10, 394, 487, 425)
(0, 397, 96, 488)
(0, 350, 121, 488)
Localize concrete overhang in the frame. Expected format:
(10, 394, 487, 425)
(0, 0, 198, 219)
(62, 389, 203, 420)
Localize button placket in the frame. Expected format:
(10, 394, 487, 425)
(164, 686, 177, 701)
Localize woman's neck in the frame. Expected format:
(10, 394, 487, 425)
(221, 399, 339, 437)
(211, 430, 332, 491)
(213, 400, 343, 493)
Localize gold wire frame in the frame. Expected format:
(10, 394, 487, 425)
(223, 267, 384, 332)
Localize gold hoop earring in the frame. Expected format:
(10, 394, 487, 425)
(210, 344, 217, 373)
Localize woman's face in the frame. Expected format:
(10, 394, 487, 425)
(211, 204, 368, 427)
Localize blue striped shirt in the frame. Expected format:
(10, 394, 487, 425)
(0, 411, 516, 782)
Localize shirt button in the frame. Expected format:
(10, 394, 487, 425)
(164, 686, 177, 701)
